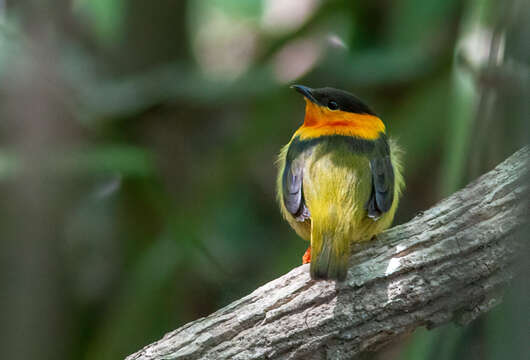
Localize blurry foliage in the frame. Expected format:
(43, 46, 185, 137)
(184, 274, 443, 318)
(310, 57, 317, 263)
(73, 0, 125, 45)
(0, 1, 527, 360)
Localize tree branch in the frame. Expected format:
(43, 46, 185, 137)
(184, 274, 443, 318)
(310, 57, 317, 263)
(127, 146, 529, 360)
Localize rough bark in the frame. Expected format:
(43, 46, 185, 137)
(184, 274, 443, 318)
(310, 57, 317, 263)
(127, 146, 529, 360)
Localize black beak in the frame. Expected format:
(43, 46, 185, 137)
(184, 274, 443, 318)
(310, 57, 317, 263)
(291, 85, 318, 104)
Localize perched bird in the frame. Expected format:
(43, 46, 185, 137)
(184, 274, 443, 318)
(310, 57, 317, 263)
(277, 85, 404, 281)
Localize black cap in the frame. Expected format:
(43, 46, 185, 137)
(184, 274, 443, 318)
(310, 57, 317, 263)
(291, 85, 376, 115)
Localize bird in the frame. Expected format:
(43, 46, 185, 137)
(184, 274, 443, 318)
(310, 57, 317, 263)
(276, 85, 404, 281)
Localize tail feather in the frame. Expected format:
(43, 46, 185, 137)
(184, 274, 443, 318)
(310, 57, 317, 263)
(310, 234, 349, 281)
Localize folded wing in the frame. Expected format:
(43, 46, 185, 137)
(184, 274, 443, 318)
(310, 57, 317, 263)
(282, 145, 310, 222)
(366, 136, 395, 219)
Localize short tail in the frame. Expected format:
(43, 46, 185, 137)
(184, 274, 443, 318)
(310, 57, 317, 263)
(310, 232, 349, 281)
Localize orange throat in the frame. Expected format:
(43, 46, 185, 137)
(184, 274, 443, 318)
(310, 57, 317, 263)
(294, 100, 385, 140)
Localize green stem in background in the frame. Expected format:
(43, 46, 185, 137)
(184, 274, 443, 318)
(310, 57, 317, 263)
(439, 64, 476, 197)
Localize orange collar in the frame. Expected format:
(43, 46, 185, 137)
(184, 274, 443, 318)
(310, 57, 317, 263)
(294, 100, 385, 140)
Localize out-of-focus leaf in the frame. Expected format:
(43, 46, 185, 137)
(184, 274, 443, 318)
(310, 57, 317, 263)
(320, 46, 437, 87)
(67, 61, 278, 121)
(388, 0, 460, 46)
(213, 0, 262, 19)
(53, 145, 155, 178)
(73, 0, 125, 45)
(0, 21, 23, 79)
(0, 151, 19, 180)
(0, 147, 154, 179)
(193, 0, 263, 20)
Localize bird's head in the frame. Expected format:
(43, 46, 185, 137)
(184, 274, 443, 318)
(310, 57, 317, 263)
(291, 85, 385, 140)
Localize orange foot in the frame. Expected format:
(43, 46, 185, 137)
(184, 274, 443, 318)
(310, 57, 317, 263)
(302, 246, 311, 264)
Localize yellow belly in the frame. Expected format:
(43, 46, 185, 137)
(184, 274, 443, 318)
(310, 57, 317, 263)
(305, 150, 394, 239)
(277, 137, 403, 280)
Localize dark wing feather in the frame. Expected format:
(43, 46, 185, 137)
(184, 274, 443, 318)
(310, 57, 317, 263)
(367, 136, 395, 219)
(282, 142, 310, 221)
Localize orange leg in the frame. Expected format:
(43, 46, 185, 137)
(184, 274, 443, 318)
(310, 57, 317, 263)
(302, 246, 311, 264)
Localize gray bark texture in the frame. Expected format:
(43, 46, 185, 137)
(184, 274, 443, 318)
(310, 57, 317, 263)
(127, 146, 529, 360)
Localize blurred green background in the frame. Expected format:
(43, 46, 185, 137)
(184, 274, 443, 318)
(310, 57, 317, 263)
(0, 1, 528, 360)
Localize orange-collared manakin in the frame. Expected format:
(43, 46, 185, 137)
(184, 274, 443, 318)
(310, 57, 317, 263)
(277, 85, 404, 281)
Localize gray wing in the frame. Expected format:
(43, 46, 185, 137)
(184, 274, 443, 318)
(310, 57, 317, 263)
(366, 136, 395, 219)
(282, 146, 310, 222)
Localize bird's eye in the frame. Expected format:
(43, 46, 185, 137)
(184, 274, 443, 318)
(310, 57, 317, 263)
(327, 100, 339, 110)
